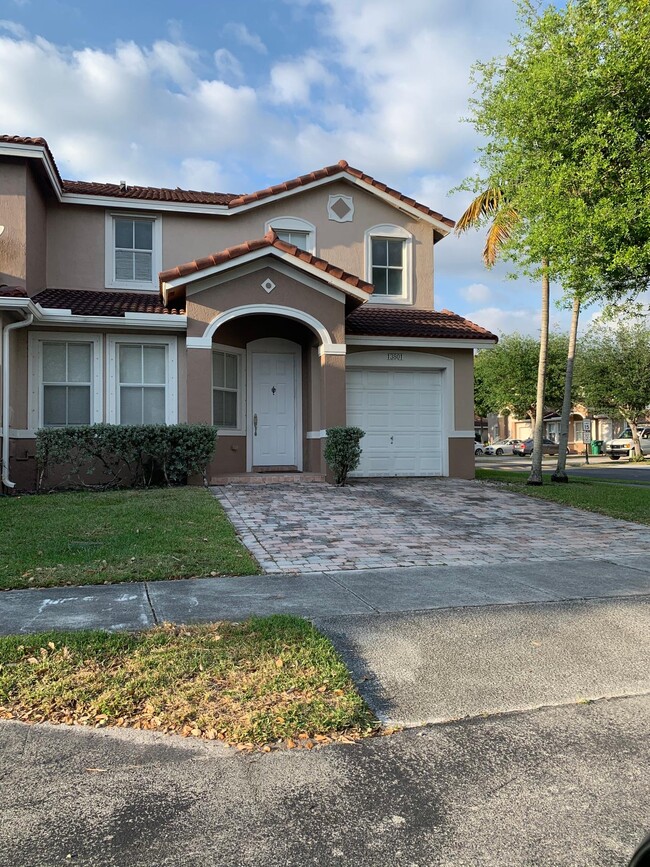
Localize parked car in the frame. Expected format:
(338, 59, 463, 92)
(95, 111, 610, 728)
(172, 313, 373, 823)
(604, 426, 650, 460)
(484, 439, 524, 456)
(513, 437, 561, 457)
(474, 442, 485, 456)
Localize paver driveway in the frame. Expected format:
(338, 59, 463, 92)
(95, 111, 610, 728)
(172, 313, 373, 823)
(213, 478, 650, 574)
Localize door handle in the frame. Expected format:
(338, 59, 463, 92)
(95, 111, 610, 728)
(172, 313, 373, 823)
(253, 413, 258, 436)
(390, 435, 394, 445)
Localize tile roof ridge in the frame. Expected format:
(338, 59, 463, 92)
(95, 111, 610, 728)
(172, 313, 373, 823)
(1, 135, 453, 226)
(160, 231, 373, 294)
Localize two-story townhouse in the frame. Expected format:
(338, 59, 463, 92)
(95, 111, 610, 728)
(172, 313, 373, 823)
(0, 135, 497, 491)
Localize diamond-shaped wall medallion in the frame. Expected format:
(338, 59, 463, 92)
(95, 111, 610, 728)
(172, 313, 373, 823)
(328, 194, 354, 222)
(261, 278, 276, 293)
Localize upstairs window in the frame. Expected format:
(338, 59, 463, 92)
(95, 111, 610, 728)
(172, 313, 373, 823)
(105, 213, 162, 291)
(371, 238, 405, 296)
(274, 229, 310, 250)
(265, 217, 316, 254)
(365, 224, 413, 304)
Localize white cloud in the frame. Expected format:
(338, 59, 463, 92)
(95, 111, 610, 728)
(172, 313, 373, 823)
(0, 19, 28, 38)
(459, 282, 492, 304)
(223, 22, 267, 54)
(269, 55, 332, 105)
(0, 34, 265, 186)
(214, 48, 244, 81)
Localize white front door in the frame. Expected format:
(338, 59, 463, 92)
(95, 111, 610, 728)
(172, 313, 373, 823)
(252, 352, 296, 466)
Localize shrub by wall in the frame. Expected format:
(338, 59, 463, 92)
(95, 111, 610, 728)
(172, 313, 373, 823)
(324, 426, 365, 486)
(36, 424, 218, 491)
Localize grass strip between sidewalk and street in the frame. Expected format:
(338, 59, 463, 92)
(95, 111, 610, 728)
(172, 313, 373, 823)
(0, 487, 259, 591)
(0, 616, 378, 750)
(476, 468, 650, 525)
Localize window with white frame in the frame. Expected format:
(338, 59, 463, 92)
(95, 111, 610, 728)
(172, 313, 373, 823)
(105, 213, 162, 291)
(265, 217, 316, 254)
(212, 345, 244, 433)
(108, 336, 177, 425)
(29, 332, 103, 429)
(365, 224, 413, 303)
(574, 420, 586, 441)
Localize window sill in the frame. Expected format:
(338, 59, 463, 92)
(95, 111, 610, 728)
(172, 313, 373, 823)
(366, 295, 413, 306)
(105, 281, 159, 293)
(216, 429, 246, 437)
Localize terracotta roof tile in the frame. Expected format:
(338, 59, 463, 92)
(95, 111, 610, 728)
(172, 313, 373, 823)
(227, 159, 455, 228)
(0, 135, 64, 185)
(32, 288, 184, 317)
(62, 180, 238, 205)
(345, 306, 498, 341)
(0, 285, 28, 298)
(0, 137, 454, 224)
(160, 230, 374, 296)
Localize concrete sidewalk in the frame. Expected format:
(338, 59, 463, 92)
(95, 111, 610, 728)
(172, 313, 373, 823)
(1, 554, 649, 635)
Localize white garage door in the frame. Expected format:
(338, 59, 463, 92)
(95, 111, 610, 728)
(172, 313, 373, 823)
(346, 368, 444, 476)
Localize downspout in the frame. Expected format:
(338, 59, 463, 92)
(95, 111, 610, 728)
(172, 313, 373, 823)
(2, 311, 33, 489)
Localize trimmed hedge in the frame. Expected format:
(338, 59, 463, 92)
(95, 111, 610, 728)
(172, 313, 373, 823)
(324, 426, 365, 486)
(36, 424, 218, 491)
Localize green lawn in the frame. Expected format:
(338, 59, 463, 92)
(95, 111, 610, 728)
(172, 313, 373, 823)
(476, 468, 650, 524)
(0, 616, 377, 749)
(0, 487, 259, 591)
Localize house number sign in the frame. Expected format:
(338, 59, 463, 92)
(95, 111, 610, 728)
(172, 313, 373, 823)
(387, 352, 403, 361)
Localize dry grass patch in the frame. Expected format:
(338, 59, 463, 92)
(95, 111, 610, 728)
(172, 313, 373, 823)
(0, 616, 377, 750)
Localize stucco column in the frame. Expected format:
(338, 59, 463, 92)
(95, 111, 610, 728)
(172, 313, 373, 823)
(186, 347, 212, 424)
(319, 351, 346, 477)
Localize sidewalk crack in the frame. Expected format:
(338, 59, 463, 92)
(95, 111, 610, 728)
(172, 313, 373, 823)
(143, 583, 159, 626)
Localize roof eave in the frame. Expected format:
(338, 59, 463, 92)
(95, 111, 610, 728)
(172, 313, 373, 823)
(160, 246, 372, 304)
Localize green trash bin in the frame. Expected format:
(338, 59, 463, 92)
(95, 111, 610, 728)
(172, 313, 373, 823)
(590, 440, 604, 455)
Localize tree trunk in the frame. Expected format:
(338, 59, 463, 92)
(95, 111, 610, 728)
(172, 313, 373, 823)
(627, 417, 643, 458)
(527, 261, 550, 486)
(552, 294, 581, 483)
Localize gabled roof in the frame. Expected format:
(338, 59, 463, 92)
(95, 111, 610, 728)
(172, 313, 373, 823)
(227, 160, 455, 228)
(0, 135, 454, 230)
(345, 306, 498, 342)
(160, 229, 374, 303)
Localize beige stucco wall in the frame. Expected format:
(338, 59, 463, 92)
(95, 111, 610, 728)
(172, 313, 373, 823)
(186, 265, 346, 343)
(25, 166, 47, 293)
(43, 179, 437, 307)
(163, 180, 435, 308)
(47, 203, 105, 290)
(0, 160, 28, 287)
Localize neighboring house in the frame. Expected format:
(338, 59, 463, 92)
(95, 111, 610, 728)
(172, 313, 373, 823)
(485, 408, 628, 452)
(0, 135, 497, 491)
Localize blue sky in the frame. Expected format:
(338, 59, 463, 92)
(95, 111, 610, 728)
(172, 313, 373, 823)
(0, 0, 588, 333)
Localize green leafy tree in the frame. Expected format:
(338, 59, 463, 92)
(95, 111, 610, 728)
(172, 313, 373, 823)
(576, 321, 650, 459)
(460, 0, 650, 483)
(474, 333, 569, 423)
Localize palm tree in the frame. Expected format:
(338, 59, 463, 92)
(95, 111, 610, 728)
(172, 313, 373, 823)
(455, 189, 550, 485)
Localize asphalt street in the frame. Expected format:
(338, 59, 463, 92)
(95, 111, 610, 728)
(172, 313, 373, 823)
(1, 695, 648, 867)
(477, 454, 650, 483)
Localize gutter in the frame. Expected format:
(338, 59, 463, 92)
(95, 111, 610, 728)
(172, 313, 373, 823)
(2, 310, 33, 489)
